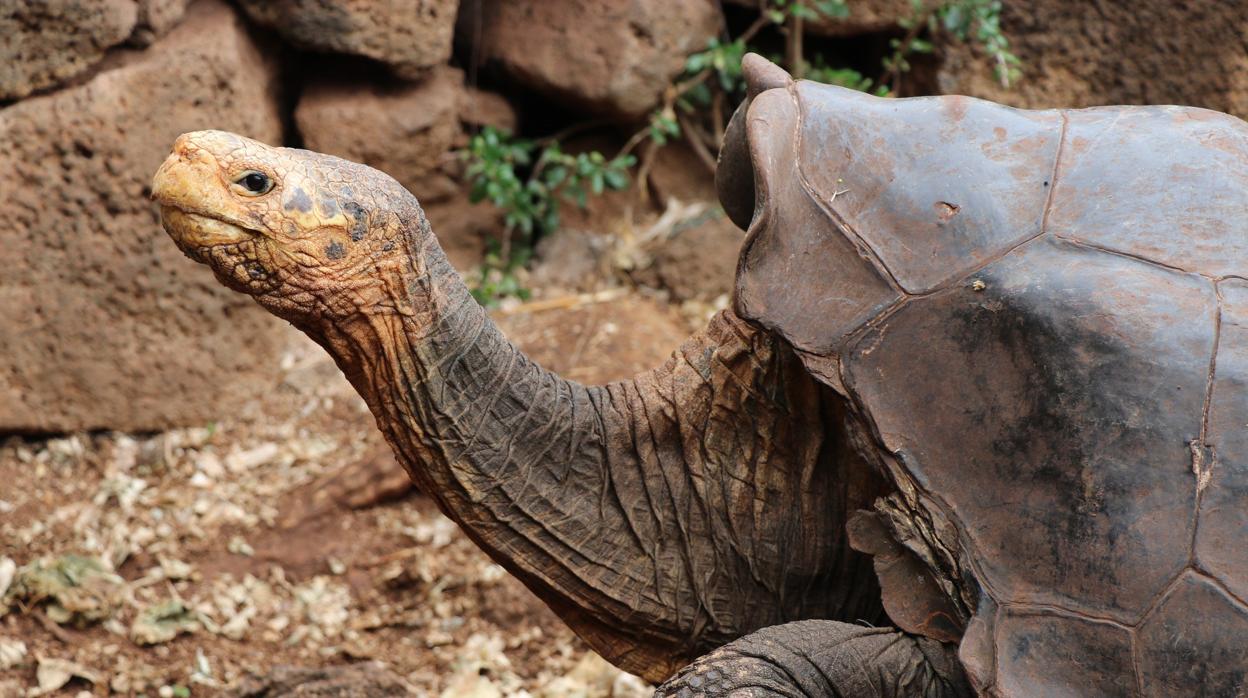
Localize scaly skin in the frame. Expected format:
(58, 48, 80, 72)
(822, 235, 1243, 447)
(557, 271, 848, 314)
(151, 131, 885, 681)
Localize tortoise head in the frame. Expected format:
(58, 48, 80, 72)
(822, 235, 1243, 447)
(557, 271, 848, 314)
(152, 130, 429, 323)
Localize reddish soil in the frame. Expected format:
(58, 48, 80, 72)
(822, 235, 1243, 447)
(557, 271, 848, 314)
(0, 292, 691, 696)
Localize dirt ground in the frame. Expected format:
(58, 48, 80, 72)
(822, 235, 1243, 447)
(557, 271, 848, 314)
(0, 284, 703, 696)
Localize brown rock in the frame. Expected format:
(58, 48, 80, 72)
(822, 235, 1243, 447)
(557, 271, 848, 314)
(0, 0, 138, 100)
(423, 189, 503, 272)
(647, 142, 718, 204)
(237, 0, 458, 79)
(937, 0, 1248, 118)
(639, 214, 742, 303)
(0, 0, 290, 433)
(131, 0, 191, 45)
(463, 0, 721, 119)
(295, 66, 465, 205)
(459, 85, 519, 133)
(529, 229, 612, 293)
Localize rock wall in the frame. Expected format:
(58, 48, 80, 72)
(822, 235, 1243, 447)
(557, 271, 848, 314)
(0, 1, 285, 432)
(3, 0, 1246, 432)
(937, 1, 1248, 117)
(459, 0, 721, 119)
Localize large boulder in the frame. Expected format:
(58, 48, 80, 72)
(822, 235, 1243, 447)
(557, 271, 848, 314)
(236, 0, 459, 79)
(295, 66, 516, 270)
(131, 0, 191, 45)
(0, 0, 290, 433)
(0, 0, 138, 100)
(937, 0, 1248, 117)
(462, 0, 721, 120)
(295, 66, 469, 205)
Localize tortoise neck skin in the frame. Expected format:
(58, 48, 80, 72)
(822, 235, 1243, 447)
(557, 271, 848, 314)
(311, 227, 884, 681)
(152, 130, 883, 682)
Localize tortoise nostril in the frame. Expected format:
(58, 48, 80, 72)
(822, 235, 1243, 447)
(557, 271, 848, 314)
(171, 134, 206, 162)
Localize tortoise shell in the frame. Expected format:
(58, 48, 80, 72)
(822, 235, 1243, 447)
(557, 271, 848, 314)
(724, 57, 1248, 695)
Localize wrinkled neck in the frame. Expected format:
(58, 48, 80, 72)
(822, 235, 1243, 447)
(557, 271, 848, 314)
(305, 233, 499, 488)
(301, 229, 884, 682)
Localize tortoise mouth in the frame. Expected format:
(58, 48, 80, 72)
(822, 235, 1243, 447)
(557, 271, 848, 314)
(160, 206, 260, 249)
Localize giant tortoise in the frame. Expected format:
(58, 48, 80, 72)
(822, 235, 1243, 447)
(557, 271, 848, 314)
(151, 54, 1248, 696)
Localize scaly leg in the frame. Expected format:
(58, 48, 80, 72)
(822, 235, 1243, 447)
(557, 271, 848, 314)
(655, 620, 970, 697)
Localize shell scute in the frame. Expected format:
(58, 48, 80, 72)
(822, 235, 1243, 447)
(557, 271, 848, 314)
(842, 237, 1214, 620)
(794, 82, 1062, 294)
(1195, 278, 1248, 602)
(1137, 572, 1248, 695)
(735, 87, 900, 356)
(992, 610, 1135, 698)
(1047, 106, 1248, 278)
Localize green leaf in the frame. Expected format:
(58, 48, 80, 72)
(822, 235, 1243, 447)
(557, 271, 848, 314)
(603, 168, 629, 191)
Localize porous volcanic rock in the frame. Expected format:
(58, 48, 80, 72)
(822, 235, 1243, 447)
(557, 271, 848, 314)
(937, 0, 1248, 117)
(461, 0, 721, 120)
(295, 66, 468, 205)
(458, 85, 519, 133)
(0, 0, 290, 433)
(297, 66, 515, 270)
(131, 0, 191, 45)
(236, 0, 459, 79)
(0, 0, 138, 100)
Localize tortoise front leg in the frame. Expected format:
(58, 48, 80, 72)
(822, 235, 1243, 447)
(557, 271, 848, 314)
(655, 620, 971, 697)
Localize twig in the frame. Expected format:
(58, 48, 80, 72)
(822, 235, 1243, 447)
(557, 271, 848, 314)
(711, 90, 726, 148)
(737, 13, 772, 45)
(617, 68, 712, 162)
(618, 125, 653, 161)
(494, 288, 630, 316)
(635, 139, 661, 206)
(785, 9, 804, 77)
(886, 2, 936, 95)
(676, 112, 720, 174)
(39, 610, 74, 644)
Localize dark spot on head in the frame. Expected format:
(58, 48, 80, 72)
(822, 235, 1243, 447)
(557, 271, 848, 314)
(382, 241, 395, 251)
(245, 261, 268, 280)
(319, 193, 339, 217)
(1043, 181, 1050, 187)
(285, 187, 313, 213)
(343, 201, 368, 241)
(326, 241, 346, 260)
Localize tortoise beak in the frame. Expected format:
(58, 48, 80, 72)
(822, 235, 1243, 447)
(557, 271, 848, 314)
(151, 133, 216, 208)
(152, 133, 259, 248)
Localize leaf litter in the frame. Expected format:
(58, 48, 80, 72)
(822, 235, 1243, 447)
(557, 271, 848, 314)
(0, 324, 654, 695)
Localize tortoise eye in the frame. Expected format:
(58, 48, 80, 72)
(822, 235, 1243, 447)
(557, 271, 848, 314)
(234, 170, 274, 196)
